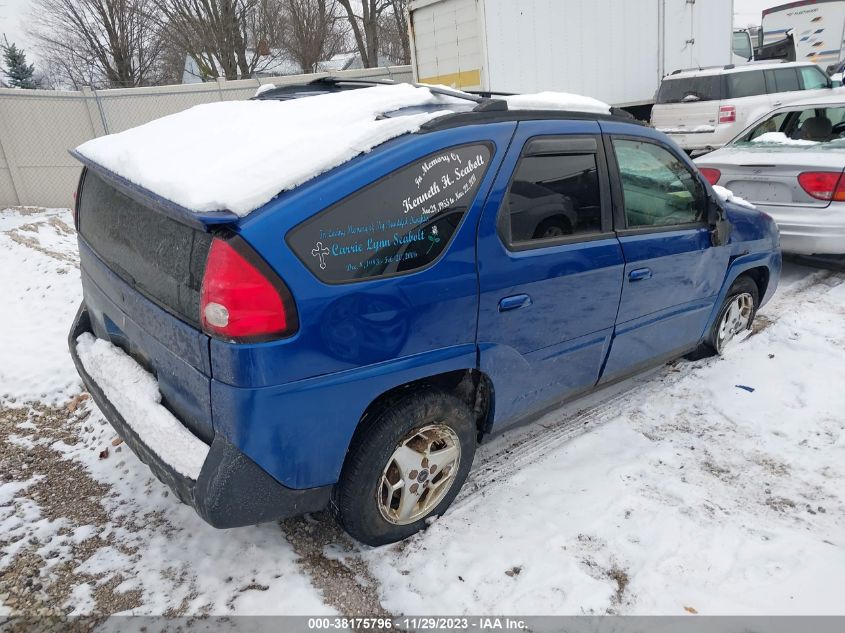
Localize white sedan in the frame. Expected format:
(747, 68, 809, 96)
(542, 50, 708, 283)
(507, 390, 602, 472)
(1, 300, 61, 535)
(695, 95, 845, 255)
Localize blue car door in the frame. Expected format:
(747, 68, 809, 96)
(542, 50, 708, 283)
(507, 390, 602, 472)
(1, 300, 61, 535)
(476, 120, 625, 428)
(599, 126, 731, 382)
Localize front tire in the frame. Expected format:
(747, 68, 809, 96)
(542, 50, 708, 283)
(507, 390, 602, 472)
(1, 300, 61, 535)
(332, 389, 476, 546)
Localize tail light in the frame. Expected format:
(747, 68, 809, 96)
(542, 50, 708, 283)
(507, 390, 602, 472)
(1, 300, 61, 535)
(72, 189, 79, 229)
(200, 237, 298, 342)
(797, 171, 845, 201)
(73, 168, 87, 230)
(718, 105, 736, 124)
(699, 167, 721, 186)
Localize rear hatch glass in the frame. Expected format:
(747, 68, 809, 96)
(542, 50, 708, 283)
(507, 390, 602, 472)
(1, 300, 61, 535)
(656, 75, 722, 104)
(78, 170, 212, 327)
(653, 75, 722, 131)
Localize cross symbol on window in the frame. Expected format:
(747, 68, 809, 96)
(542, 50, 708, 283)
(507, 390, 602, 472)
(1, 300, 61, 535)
(311, 241, 330, 269)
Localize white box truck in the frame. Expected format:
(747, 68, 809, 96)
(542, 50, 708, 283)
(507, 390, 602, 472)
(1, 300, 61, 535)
(762, 0, 845, 70)
(408, 0, 734, 115)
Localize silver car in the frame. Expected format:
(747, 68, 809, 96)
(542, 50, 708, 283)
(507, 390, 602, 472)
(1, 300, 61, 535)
(695, 96, 845, 255)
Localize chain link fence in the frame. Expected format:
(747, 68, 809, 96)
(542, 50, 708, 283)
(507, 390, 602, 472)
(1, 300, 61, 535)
(0, 65, 413, 210)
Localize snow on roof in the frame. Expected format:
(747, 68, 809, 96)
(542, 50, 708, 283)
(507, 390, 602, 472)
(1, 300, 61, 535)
(504, 91, 611, 115)
(75, 84, 455, 216)
(666, 61, 817, 78)
(254, 82, 276, 97)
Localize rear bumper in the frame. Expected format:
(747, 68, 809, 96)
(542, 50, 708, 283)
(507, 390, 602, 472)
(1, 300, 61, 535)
(657, 128, 734, 151)
(68, 304, 332, 528)
(756, 203, 845, 255)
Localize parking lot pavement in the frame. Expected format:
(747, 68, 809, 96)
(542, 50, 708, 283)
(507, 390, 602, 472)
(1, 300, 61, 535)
(1, 207, 843, 617)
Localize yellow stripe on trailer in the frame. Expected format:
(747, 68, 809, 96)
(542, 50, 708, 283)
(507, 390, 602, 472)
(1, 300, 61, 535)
(418, 69, 482, 89)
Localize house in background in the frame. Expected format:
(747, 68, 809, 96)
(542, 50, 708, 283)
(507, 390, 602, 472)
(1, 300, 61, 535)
(182, 51, 400, 83)
(316, 52, 398, 72)
(182, 50, 301, 83)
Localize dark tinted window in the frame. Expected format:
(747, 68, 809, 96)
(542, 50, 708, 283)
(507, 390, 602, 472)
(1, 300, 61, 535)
(613, 139, 705, 228)
(765, 68, 800, 93)
(656, 75, 721, 103)
(287, 143, 491, 283)
(78, 170, 211, 326)
(502, 146, 603, 245)
(725, 70, 766, 98)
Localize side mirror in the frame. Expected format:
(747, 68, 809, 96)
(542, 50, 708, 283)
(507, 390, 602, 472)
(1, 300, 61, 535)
(707, 196, 731, 246)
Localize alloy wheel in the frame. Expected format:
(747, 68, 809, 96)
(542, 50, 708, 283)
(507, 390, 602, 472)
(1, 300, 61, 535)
(377, 424, 461, 525)
(717, 292, 754, 352)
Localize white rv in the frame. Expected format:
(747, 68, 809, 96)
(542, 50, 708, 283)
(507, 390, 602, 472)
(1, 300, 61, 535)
(762, 0, 845, 69)
(408, 0, 734, 112)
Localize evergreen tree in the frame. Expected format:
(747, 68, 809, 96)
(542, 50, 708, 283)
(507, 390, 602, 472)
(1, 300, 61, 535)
(2, 38, 37, 89)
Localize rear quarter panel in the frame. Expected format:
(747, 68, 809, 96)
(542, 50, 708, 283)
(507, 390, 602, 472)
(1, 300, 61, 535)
(209, 122, 517, 488)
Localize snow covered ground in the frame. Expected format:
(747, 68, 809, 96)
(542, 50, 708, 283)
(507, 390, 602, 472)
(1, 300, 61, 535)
(1, 206, 844, 618)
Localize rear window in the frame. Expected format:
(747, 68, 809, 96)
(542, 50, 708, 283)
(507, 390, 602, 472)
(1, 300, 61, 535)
(78, 170, 212, 326)
(287, 143, 492, 284)
(656, 75, 721, 104)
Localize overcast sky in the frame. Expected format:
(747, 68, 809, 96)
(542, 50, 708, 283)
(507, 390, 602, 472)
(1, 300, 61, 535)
(0, 0, 780, 63)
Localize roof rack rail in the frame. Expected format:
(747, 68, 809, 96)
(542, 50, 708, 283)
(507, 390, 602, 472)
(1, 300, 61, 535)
(307, 76, 509, 112)
(669, 64, 727, 75)
(465, 89, 518, 98)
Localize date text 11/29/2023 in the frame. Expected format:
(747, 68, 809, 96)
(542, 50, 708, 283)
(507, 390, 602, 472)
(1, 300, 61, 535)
(306, 617, 529, 630)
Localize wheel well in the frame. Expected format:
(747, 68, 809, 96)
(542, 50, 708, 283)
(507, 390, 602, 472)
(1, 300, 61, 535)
(740, 266, 770, 301)
(352, 370, 494, 449)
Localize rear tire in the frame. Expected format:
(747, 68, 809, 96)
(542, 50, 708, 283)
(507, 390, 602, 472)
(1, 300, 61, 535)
(332, 389, 476, 546)
(690, 276, 759, 358)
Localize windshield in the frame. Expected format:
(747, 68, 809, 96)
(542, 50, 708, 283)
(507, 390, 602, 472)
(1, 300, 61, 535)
(656, 75, 722, 104)
(732, 106, 845, 148)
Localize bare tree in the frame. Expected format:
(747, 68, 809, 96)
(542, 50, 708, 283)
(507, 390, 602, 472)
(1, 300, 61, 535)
(30, 0, 166, 88)
(283, 0, 346, 73)
(337, 0, 393, 68)
(152, 0, 287, 80)
(378, 0, 409, 65)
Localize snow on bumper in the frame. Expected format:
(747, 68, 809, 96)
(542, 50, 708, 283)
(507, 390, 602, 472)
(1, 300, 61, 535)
(75, 332, 209, 480)
(68, 305, 333, 527)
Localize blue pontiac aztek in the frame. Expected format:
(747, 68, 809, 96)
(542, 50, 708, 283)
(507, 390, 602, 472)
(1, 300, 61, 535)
(68, 80, 781, 545)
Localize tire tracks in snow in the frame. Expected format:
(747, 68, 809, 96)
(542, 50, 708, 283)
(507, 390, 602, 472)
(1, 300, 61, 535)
(455, 267, 844, 507)
(290, 266, 844, 616)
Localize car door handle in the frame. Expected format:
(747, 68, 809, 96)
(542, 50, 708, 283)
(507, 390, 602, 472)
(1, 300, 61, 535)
(628, 268, 653, 282)
(772, 101, 782, 106)
(498, 294, 532, 312)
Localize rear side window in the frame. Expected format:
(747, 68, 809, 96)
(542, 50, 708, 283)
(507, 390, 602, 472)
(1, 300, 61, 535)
(765, 68, 800, 93)
(501, 139, 603, 245)
(656, 75, 721, 103)
(287, 143, 492, 283)
(725, 71, 766, 98)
